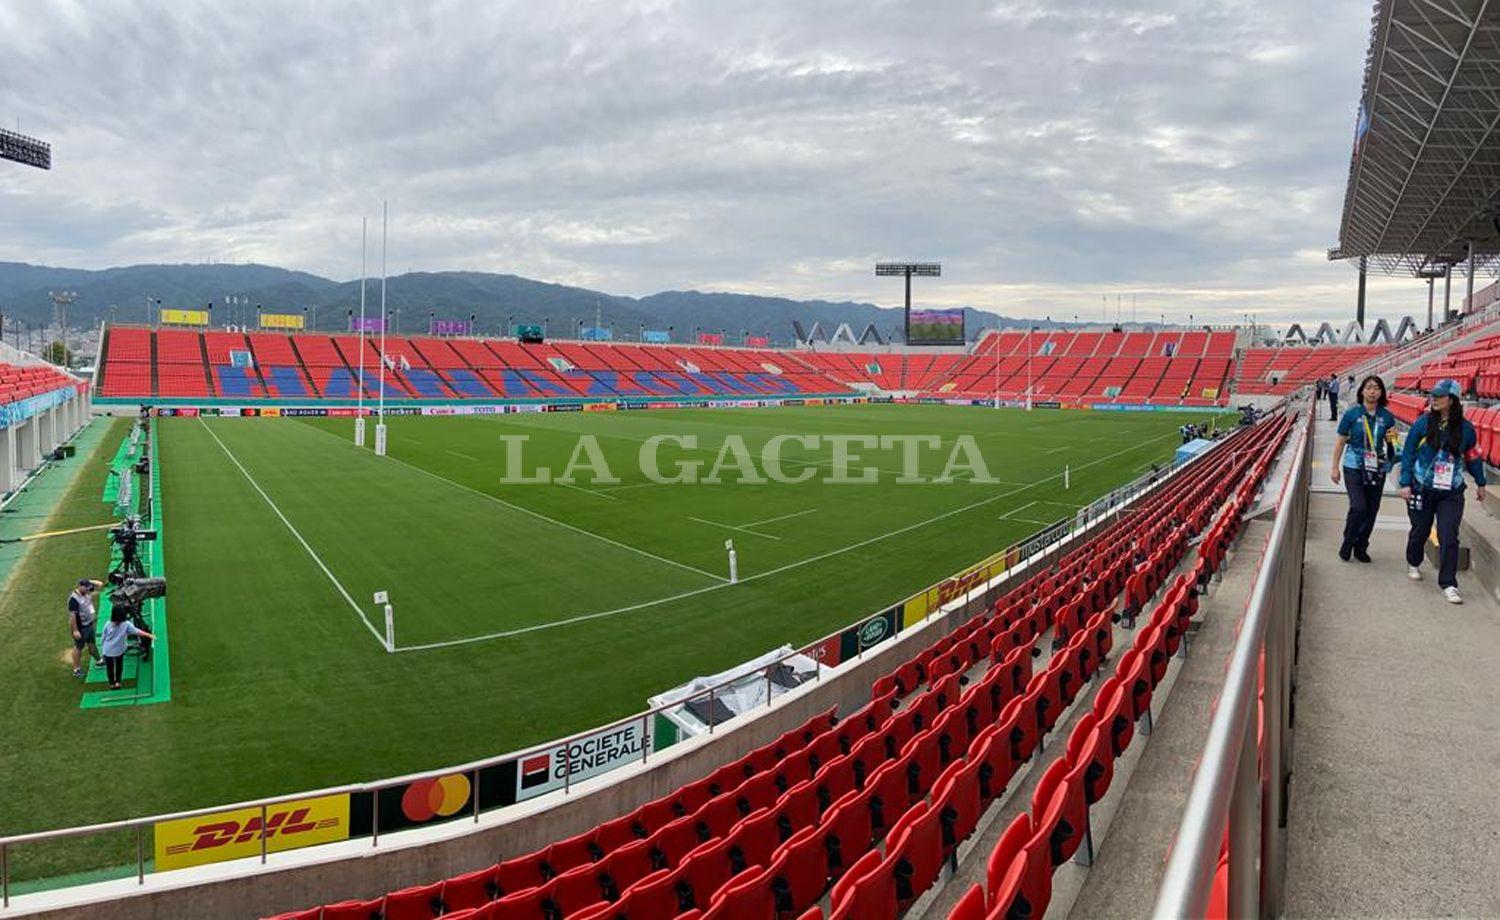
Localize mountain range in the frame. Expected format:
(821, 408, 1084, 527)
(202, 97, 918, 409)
(0, 261, 1042, 344)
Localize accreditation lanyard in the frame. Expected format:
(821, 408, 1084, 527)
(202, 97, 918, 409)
(1360, 415, 1380, 471)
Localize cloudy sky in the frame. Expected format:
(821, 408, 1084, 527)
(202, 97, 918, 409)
(0, 0, 1451, 324)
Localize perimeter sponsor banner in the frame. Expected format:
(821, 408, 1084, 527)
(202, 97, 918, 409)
(282, 407, 329, 417)
(159, 308, 209, 326)
(259, 312, 306, 330)
(547, 403, 583, 412)
(900, 588, 938, 629)
(696, 333, 724, 346)
(515, 722, 649, 802)
(1032, 401, 1061, 410)
(153, 793, 350, 871)
(350, 316, 387, 333)
(238, 408, 261, 417)
(511, 404, 547, 413)
(745, 336, 770, 347)
(838, 606, 900, 660)
(583, 402, 618, 412)
(782, 398, 805, 407)
(803, 633, 844, 668)
(642, 330, 671, 344)
(262, 407, 281, 417)
(934, 553, 1006, 607)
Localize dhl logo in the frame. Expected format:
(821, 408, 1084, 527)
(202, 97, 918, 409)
(155, 793, 350, 869)
(936, 567, 991, 604)
(165, 808, 340, 854)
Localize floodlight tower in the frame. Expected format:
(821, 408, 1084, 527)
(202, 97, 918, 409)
(875, 262, 942, 316)
(0, 127, 51, 170)
(49, 290, 77, 358)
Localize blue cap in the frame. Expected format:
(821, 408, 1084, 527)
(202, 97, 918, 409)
(1430, 378, 1461, 398)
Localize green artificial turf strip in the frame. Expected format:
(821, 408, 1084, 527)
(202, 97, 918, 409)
(0, 404, 1227, 883)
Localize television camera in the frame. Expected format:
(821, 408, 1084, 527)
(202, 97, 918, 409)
(109, 515, 157, 579)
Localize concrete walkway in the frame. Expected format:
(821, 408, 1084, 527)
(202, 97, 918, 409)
(1283, 416, 1500, 917)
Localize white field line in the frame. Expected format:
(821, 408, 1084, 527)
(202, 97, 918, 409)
(688, 516, 780, 540)
(198, 419, 387, 648)
(301, 424, 727, 584)
(392, 429, 1183, 652)
(556, 481, 617, 501)
(997, 500, 1039, 521)
(740, 508, 818, 529)
(446, 449, 481, 462)
(596, 480, 673, 493)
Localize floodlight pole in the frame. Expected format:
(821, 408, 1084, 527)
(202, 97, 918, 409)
(375, 201, 388, 457)
(356, 217, 368, 447)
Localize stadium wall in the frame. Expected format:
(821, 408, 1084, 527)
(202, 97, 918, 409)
(6, 430, 1242, 919)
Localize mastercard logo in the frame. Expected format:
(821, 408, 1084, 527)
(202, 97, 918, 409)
(401, 773, 471, 822)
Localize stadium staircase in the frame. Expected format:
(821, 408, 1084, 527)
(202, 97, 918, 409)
(251, 415, 1293, 920)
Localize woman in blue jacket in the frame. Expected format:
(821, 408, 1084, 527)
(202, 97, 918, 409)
(1399, 379, 1488, 603)
(1331, 375, 1398, 562)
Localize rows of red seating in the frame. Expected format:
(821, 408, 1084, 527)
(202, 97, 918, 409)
(0, 361, 86, 405)
(96, 328, 852, 401)
(945, 420, 1289, 920)
(267, 414, 1291, 920)
(1393, 331, 1500, 398)
(913, 330, 1238, 406)
(1233, 345, 1388, 396)
(1389, 393, 1500, 468)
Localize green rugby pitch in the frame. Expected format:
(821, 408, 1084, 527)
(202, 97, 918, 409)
(0, 403, 1227, 882)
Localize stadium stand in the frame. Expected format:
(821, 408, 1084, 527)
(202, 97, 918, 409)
(1230, 344, 1386, 396)
(1393, 330, 1500, 397)
(94, 326, 1402, 408)
(264, 413, 1291, 920)
(0, 361, 86, 404)
(95, 328, 852, 402)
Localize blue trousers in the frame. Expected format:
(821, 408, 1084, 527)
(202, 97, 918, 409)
(1405, 488, 1464, 588)
(1341, 472, 1384, 553)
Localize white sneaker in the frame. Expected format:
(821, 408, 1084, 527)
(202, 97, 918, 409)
(1444, 586, 1463, 604)
(1407, 566, 1422, 581)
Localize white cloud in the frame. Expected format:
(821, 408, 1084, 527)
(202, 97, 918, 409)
(0, 0, 1437, 325)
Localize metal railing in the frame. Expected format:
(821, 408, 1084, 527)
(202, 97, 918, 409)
(0, 417, 1226, 906)
(1152, 405, 1312, 919)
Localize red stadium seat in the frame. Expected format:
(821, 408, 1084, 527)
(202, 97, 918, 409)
(440, 865, 500, 911)
(681, 837, 737, 911)
(946, 883, 987, 920)
(887, 800, 944, 907)
(827, 849, 893, 920)
(934, 754, 984, 861)
(544, 861, 607, 916)
(774, 779, 821, 840)
(703, 865, 776, 920)
(383, 880, 444, 920)
(621, 866, 689, 918)
(821, 787, 875, 879)
(491, 885, 547, 918)
(727, 807, 778, 874)
(600, 838, 656, 900)
(767, 824, 830, 916)
(496, 851, 549, 897)
(650, 815, 703, 870)
(319, 897, 384, 920)
(1030, 759, 1088, 867)
(812, 753, 856, 815)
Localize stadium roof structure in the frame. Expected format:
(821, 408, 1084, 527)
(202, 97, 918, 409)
(1330, 0, 1500, 276)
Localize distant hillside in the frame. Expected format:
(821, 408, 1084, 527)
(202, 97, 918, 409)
(0, 261, 1042, 343)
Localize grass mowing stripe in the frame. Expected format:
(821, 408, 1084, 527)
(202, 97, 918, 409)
(393, 426, 1184, 651)
(304, 422, 729, 584)
(198, 418, 387, 647)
